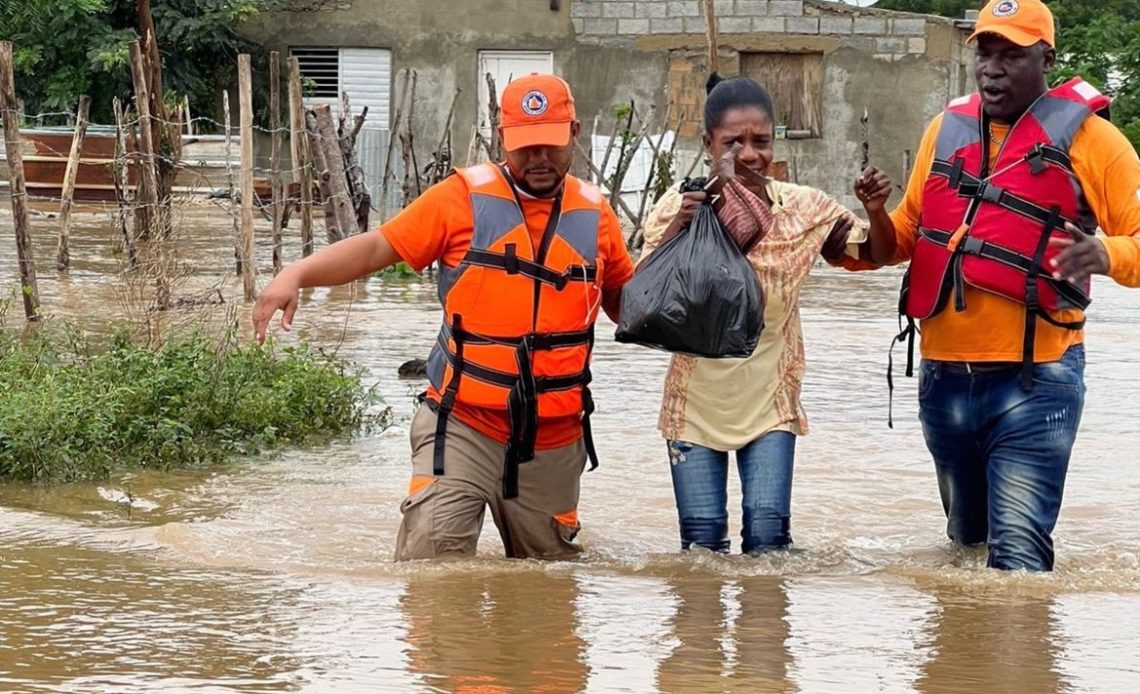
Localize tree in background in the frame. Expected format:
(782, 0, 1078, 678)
(875, 0, 1140, 150)
(0, 0, 275, 125)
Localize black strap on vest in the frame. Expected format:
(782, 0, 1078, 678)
(1019, 206, 1086, 390)
(918, 228, 1091, 310)
(580, 327, 600, 472)
(463, 249, 598, 289)
(433, 314, 466, 476)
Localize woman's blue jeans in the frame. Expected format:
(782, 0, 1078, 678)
(667, 431, 796, 554)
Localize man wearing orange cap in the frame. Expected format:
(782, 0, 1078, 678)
(253, 75, 634, 560)
(868, 0, 1140, 570)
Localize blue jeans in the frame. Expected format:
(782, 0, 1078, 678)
(667, 432, 796, 554)
(918, 344, 1086, 572)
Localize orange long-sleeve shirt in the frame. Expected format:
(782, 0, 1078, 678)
(890, 112, 1140, 362)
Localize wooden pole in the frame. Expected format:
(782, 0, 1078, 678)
(484, 72, 502, 161)
(312, 103, 357, 241)
(112, 97, 137, 268)
(860, 105, 870, 171)
(0, 42, 41, 321)
(287, 57, 314, 257)
(380, 69, 410, 221)
(56, 94, 91, 272)
(573, 140, 641, 226)
(337, 92, 371, 233)
(610, 105, 653, 207)
(405, 71, 422, 197)
(128, 42, 160, 239)
(184, 94, 193, 135)
(703, 0, 719, 76)
(598, 108, 627, 196)
(429, 88, 461, 184)
(138, 0, 164, 113)
(238, 54, 256, 301)
(223, 90, 241, 274)
(138, 2, 176, 240)
(269, 51, 284, 275)
(305, 110, 335, 238)
(631, 105, 674, 248)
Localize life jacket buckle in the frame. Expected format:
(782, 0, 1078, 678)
(977, 182, 1004, 204)
(1027, 145, 1048, 174)
(960, 236, 984, 256)
(503, 243, 520, 275)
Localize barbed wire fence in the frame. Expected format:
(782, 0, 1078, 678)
(1, 43, 688, 332)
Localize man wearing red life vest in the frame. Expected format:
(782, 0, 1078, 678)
(863, 0, 1140, 571)
(253, 75, 635, 560)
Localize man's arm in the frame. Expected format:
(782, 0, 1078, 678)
(598, 201, 635, 323)
(253, 177, 459, 342)
(1050, 117, 1140, 286)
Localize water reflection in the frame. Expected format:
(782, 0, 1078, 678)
(0, 542, 303, 693)
(658, 574, 793, 693)
(916, 585, 1066, 694)
(399, 570, 587, 692)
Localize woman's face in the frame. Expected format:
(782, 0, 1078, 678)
(702, 106, 775, 183)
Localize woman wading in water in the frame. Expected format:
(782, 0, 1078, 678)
(639, 74, 896, 553)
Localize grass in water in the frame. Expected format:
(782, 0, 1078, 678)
(0, 321, 386, 483)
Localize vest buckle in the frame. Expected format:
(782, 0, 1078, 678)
(1027, 145, 1047, 175)
(503, 243, 520, 274)
(977, 182, 1004, 204)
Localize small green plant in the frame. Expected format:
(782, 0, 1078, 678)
(373, 261, 419, 279)
(0, 321, 386, 483)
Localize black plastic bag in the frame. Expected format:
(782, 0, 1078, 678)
(615, 190, 765, 359)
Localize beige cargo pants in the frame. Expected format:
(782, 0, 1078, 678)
(394, 403, 587, 561)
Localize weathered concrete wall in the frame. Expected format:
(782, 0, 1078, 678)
(244, 0, 580, 165)
(571, 0, 973, 211)
(245, 0, 972, 213)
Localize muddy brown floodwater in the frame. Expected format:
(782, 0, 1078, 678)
(0, 207, 1138, 692)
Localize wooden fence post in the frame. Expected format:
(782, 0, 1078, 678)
(287, 57, 314, 257)
(238, 54, 256, 301)
(269, 51, 284, 275)
(112, 97, 137, 268)
(311, 103, 356, 241)
(224, 90, 241, 275)
(0, 42, 41, 321)
(128, 42, 160, 237)
(57, 94, 91, 272)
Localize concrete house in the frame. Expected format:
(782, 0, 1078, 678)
(249, 0, 976, 214)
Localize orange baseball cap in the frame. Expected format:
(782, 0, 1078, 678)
(499, 74, 577, 152)
(969, 0, 1055, 48)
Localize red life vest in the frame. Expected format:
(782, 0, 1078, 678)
(895, 78, 1110, 394)
(425, 163, 605, 498)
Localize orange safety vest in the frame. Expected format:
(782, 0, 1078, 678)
(425, 163, 605, 498)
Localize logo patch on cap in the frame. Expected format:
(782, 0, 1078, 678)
(993, 0, 1019, 17)
(522, 90, 549, 117)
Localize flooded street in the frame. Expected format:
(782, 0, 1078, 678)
(1, 207, 1139, 692)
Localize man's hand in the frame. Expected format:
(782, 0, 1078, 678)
(854, 167, 892, 213)
(252, 271, 301, 345)
(821, 216, 854, 262)
(1048, 222, 1110, 284)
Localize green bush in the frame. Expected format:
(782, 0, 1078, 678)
(0, 321, 386, 482)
